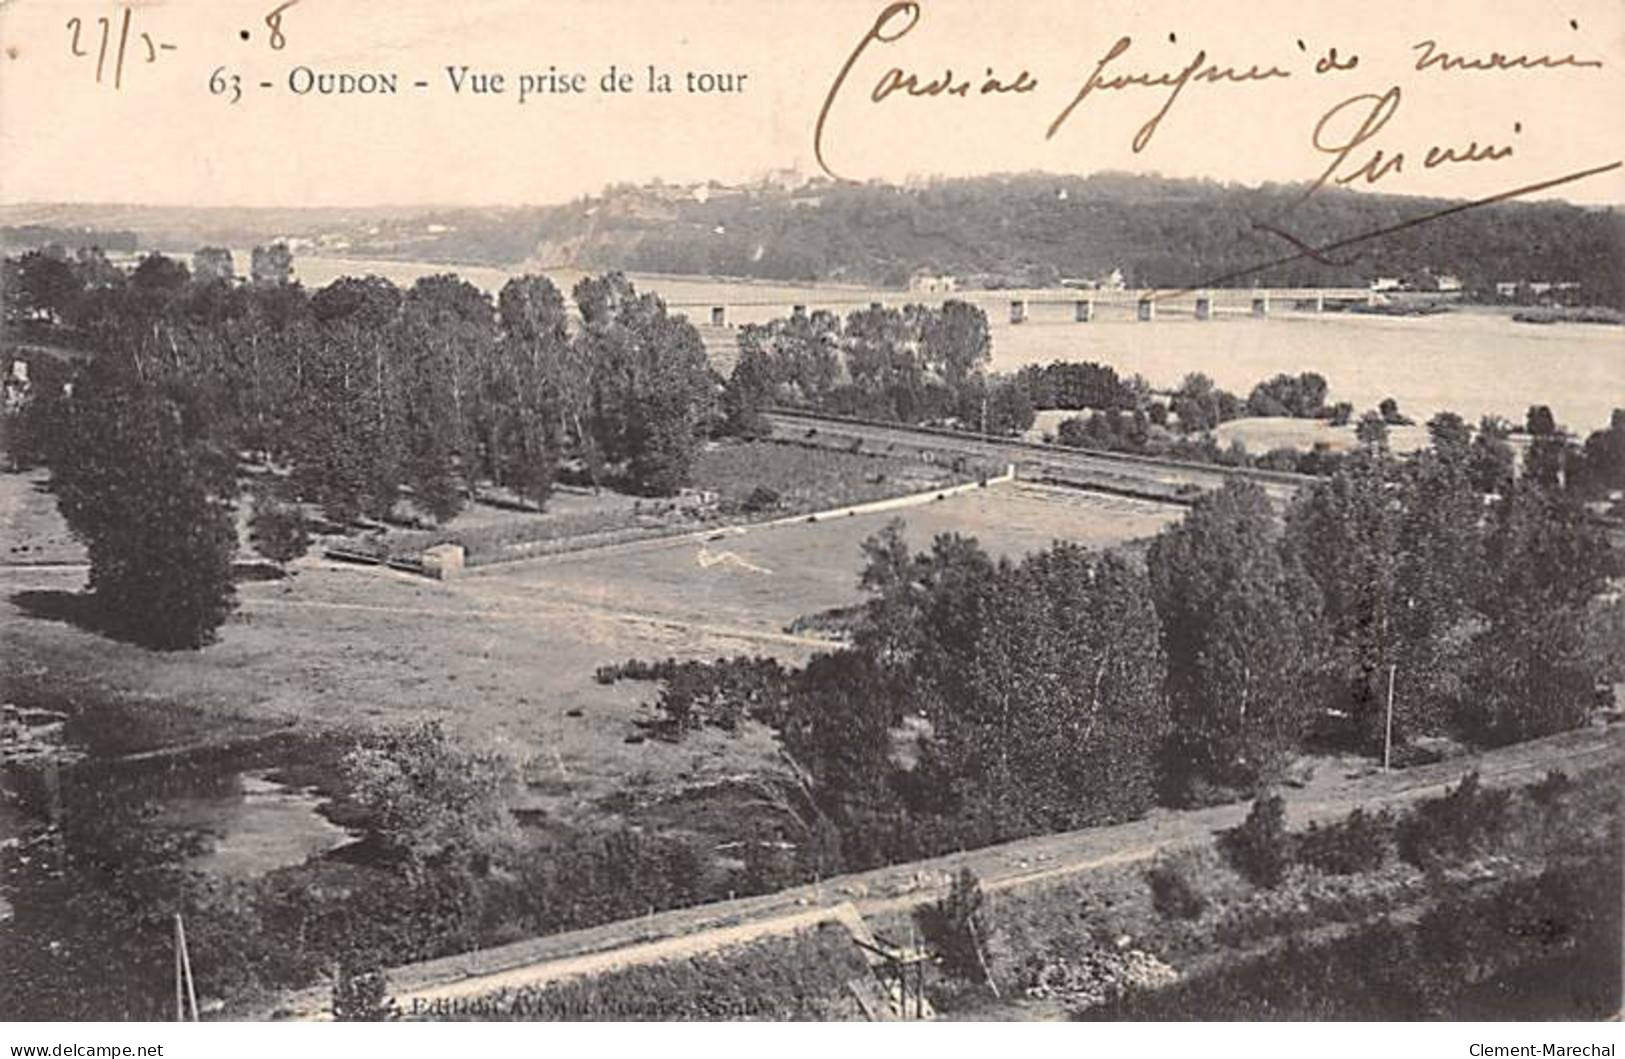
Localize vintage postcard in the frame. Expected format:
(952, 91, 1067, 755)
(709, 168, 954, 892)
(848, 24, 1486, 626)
(1, 0, 1622, 1037)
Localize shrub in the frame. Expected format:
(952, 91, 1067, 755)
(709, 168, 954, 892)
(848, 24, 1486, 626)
(649, 656, 791, 735)
(341, 721, 516, 866)
(1219, 793, 1292, 888)
(331, 963, 396, 1021)
(1527, 768, 1574, 807)
(1297, 807, 1392, 875)
(1396, 771, 1511, 868)
(916, 868, 993, 984)
(741, 484, 782, 513)
(1146, 852, 1208, 919)
(250, 491, 310, 563)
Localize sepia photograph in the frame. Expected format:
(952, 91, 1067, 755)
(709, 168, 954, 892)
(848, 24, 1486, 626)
(0, 0, 1622, 1037)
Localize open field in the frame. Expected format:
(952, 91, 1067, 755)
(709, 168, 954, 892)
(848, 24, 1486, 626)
(468, 481, 1181, 637)
(368, 439, 969, 566)
(2, 467, 1174, 832)
(1, 559, 797, 827)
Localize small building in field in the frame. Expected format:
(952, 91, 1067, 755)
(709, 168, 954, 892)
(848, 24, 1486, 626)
(420, 543, 465, 580)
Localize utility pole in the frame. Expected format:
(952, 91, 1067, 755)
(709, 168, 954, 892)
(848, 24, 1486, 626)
(1383, 663, 1397, 772)
(174, 913, 198, 1022)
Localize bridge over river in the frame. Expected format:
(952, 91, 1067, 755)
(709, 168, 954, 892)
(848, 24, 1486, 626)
(687, 286, 1378, 374)
(677, 286, 1375, 326)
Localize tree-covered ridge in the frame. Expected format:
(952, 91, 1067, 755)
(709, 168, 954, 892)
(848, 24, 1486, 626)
(4, 174, 1618, 304)
(528, 173, 1622, 304)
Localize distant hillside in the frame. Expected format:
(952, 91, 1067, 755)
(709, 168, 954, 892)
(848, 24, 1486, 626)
(522, 173, 1624, 303)
(5, 173, 1621, 303)
(0, 204, 443, 256)
(0, 224, 139, 253)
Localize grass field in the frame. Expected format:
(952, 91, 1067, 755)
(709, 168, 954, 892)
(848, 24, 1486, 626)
(370, 439, 966, 566)
(471, 482, 1182, 637)
(1, 467, 1178, 835)
(689, 438, 962, 512)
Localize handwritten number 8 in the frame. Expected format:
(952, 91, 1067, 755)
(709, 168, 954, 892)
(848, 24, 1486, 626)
(264, 2, 293, 50)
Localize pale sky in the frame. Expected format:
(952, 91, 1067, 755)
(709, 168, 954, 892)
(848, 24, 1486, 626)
(2, 0, 1623, 207)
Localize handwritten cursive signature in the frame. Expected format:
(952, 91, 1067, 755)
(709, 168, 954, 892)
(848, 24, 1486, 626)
(1305, 87, 1519, 196)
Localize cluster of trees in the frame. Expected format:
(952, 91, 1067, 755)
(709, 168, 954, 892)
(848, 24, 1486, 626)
(9, 251, 718, 510)
(1013, 360, 1140, 411)
(1055, 408, 1159, 454)
(1044, 372, 1332, 471)
(4, 249, 719, 646)
(615, 408, 1617, 872)
(1166, 372, 1247, 433)
(1284, 452, 1613, 751)
(1411, 405, 1625, 506)
(723, 301, 1034, 434)
(845, 530, 1167, 843)
(1035, 365, 1625, 504)
(1023, 368, 1338, 437)
(1244, 373, 1331, 419)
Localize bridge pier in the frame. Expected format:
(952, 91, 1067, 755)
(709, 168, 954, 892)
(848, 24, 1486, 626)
(1009, 299, 1027, 324)
(1314, 293, 1325, 313)
(1137, 297, 1156, 322)
(1074, 298, 1093, 322)
(1252, 294, 1270, 317)
(1195, 294, 1213, 321)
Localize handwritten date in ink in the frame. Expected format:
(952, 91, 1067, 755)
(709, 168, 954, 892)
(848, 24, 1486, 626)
(65, 6, 175, 89)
